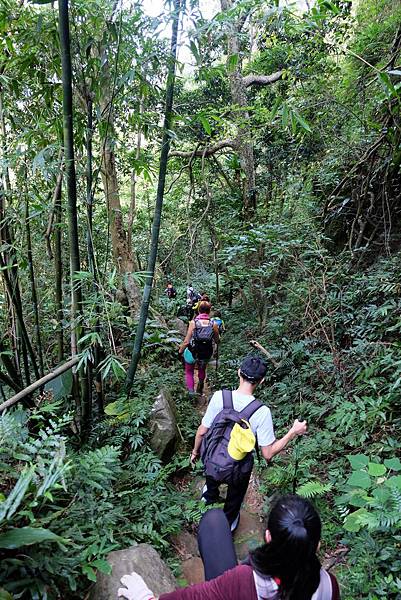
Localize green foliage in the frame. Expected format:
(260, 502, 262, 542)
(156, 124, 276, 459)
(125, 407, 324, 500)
(0, 403, 193, 599)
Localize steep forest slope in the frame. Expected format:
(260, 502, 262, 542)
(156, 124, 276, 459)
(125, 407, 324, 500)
(1, 0, 401, 598)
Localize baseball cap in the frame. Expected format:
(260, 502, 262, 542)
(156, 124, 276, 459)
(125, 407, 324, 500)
(240, 356, 267, 383)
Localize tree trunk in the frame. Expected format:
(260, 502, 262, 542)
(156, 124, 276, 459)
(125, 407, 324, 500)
(54, 171, 64, 363)
(86, 96, 104, 414)
(0, 183, 40, 383)
(58, 0, 90, 433)
(25, 183, 45, 377)
(101, 147, 142, 313)
(125, 0, 181, 392)
(0, 87, 11, 194)
(98, 39, 141, 315)
(220, 0, 256, 217)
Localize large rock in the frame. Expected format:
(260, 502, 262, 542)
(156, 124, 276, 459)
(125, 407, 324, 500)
(90, 543, 176, 600)
(167, 317, 188, 338)
(149, 389, 179, 461)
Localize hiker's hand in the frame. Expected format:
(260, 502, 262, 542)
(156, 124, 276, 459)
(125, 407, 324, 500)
(291, 419, 307, 438)
(118, 572, 155, 600)
(190, 450, 198, 466)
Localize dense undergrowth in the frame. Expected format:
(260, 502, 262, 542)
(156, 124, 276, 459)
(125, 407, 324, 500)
(3, 242, 401, 599)
(217, 243, 401, 599)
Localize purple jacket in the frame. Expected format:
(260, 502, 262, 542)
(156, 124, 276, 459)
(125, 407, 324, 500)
(159, 564, 340, 600)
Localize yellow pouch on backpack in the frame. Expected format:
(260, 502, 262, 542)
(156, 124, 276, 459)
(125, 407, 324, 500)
(228, 420, 256, 461)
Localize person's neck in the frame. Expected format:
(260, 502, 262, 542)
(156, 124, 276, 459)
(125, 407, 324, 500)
(236, 381, 256, 396)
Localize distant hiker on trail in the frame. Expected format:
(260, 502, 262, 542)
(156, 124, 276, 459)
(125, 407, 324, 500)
(186, 284, 201, 319)
(193, 291, 210, 316)
(211, 309, 225, 335)
(118, 495, 340, 600)
(190, 356, 307, 532)
(165, 281, 177, 299)
(179, 301, 219, 395)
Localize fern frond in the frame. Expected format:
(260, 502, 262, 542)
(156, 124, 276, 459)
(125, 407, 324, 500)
(297, 480, 333, 499)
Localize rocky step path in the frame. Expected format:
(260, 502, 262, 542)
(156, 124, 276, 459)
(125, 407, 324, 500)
(173, 474, 266, 586)
(172, 370, 266, 586)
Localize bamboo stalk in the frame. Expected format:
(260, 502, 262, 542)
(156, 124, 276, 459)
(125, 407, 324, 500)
(125, 0, 181, 393)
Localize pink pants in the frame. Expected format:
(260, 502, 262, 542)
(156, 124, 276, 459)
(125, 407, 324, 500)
(184, 361, 206, 392)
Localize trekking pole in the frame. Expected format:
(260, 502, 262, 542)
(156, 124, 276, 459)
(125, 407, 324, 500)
(215, 344, 219, 374)
(292, 392, 303, 495)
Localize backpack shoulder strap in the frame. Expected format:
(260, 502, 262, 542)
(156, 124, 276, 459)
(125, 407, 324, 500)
(240, 399, 264, 421)
(222, 389, 233, 410)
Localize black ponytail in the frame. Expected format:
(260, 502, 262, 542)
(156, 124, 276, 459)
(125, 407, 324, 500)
(249, 495, 322, 600)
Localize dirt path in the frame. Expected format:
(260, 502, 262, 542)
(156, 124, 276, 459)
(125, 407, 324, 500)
(172, 371, 266, 586)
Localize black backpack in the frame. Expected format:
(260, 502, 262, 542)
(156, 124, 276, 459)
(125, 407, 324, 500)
(200, 390, 263, 485)
(189, 318, 214, 361)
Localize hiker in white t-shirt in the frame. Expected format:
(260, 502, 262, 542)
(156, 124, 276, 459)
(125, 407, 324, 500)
(190, 356, 307, 532)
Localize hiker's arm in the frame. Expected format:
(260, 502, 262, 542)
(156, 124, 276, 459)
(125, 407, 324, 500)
(261, 420, 307, 462)
(213, 323, 220, 345)
(179, 321, 194, 353)
(191, 424, 209, 460)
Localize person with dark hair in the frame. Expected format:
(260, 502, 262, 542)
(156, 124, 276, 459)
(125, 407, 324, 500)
(193, 292, 210, 315)
(186, 285, 201, 319)
(165, 281, 177, 299)
(179, 301, 219, 395)
(118, 495, 340, 600)
(190, 356, 307, 531)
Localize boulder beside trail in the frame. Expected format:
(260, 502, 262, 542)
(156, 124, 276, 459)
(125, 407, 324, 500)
(90, 543, 176, 600)
(168, 317, 188, 337)
(149, 389, 179, 461)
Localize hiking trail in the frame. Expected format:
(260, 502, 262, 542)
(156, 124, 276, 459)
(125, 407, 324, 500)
(172, 372, 266, 585)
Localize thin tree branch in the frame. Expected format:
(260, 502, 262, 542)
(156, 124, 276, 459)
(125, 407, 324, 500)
(169, 139, 237, 159)
(242, 71, 283, 88)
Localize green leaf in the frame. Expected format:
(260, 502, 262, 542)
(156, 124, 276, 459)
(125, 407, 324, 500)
(343, 508, 368, 532)
(104, 399, 129, 417)
(0, 527, 66, 549)
(189, 41, 201, 64)
(82, 564, 97, 582)
(92, 558, 112, 575)
(368, 462, 387, 477)
(44, 368, 73, 401)
(347, 470, 371, 489)
(347, 454, 369, 469)
(385, 475, 401, 490)
(227, 53, 238, 72)
(0, 465, 35, 521)
(198, 114, 211, 135)
(384, 457, 401, 471)
(281, 103, 289, 128)
(378, 72, 397, 97)
(294, 111, 312, 133)
(0, 589, 13, 600)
